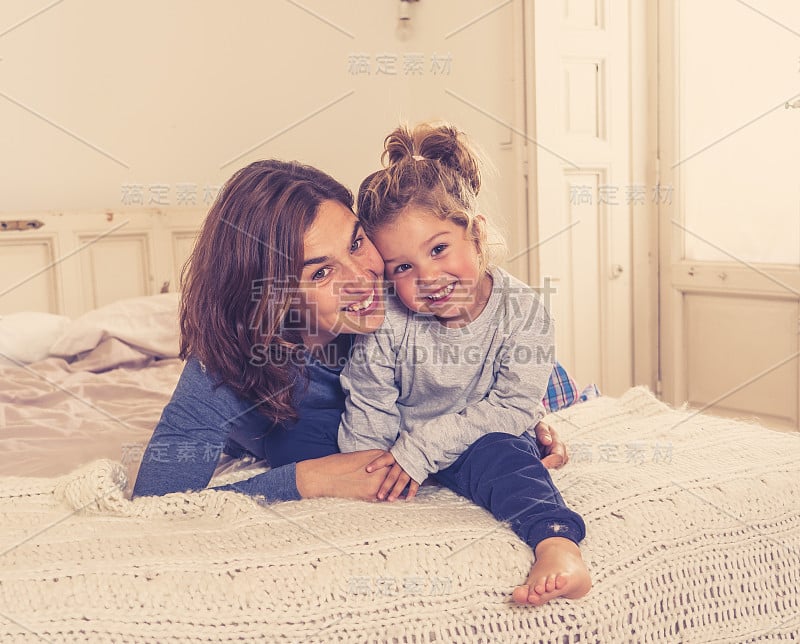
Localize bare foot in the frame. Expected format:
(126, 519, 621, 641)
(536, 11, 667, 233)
(512, 537, 591, 606)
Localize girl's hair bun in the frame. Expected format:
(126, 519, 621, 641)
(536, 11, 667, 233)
(382, 123, 481, 195)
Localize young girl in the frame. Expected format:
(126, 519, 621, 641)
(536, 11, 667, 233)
(338, 123, 591, 606)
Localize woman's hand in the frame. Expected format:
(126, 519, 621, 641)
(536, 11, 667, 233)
(534, 421, 570, 469)
(295, 450, 392, 501)
(366, 452, 420, 502)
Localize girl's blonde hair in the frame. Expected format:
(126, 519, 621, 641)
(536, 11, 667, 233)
(357, 123, 503, 271)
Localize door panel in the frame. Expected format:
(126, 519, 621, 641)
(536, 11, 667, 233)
(527, 0, 634, 395)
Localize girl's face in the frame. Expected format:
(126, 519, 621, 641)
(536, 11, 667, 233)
(372, 208, 492, 328)
(297, 200, 385, 350)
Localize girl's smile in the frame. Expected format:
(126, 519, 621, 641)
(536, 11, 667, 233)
(373, 208, 492, 328)
(422, 281, 456, 304)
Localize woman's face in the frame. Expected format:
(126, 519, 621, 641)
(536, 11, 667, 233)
(297, 200, 385, 349)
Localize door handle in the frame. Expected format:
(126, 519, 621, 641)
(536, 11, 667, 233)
(0, 219, 44, 231)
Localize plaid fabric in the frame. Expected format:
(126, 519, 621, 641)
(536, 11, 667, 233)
(542, 362, 601, 413)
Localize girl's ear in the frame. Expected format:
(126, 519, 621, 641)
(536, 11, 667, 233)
(473, 214, 488, 244)
(472, 214, 490, 271)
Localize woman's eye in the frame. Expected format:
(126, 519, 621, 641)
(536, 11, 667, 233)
(432, 244, 447, 256)
(351, 237, 364, 252)
(312, 267, 332, 281)
(393, 264, 411, 274)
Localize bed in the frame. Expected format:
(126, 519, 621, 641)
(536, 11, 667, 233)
(1, 294, 799, 643)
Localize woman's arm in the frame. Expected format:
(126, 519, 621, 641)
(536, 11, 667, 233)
(295, 449, 392, 500)
(133, 356, 391, 502)
(132, 356, 304, 500)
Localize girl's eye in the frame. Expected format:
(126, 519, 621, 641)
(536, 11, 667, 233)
(393, 264, 412, 274)
(432, 244, 447, 256)
(312, 267, 332, 281)
(351, 236, 364, 252)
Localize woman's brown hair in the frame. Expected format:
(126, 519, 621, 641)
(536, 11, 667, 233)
(180, 159, 353, 421)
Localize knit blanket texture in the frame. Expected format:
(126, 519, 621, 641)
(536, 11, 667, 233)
(1, 387, 799, 643)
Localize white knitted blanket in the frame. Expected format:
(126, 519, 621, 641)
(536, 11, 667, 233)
(2, 387, 799, 643)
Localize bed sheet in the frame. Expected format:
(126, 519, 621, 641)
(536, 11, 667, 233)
(0, 338, 182, 487)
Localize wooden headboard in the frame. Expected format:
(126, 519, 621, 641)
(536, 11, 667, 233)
(0, 210, 205, 317)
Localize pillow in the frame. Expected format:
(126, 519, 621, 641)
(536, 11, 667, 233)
(49, 293, 181, 359)
(0, 312, 71, 365)
(543, 361, 601, 412)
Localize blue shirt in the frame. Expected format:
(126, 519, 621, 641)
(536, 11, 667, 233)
(132, 353, 347, 501)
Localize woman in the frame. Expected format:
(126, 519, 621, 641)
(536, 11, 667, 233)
(132, 159, 568, 502)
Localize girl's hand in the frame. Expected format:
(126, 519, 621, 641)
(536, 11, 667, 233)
(367, 452, 420, 502)
(535, 421, 570, 469)
(365, 452, 397, 474)
(296, 450, 389, 501)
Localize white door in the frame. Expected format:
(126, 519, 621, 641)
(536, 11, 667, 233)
(658, 0, 800, 430)
(524, 0, 638, 396)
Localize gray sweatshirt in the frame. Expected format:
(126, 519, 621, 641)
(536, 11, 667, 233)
(338, 266, 555, 484)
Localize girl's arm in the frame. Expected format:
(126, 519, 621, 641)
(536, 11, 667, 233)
(390, 294, 555, 485)
(338, 326, 403, 453)
(337, 322, 424, 499)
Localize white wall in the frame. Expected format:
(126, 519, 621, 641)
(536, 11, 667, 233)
(0, 0, 522, 263)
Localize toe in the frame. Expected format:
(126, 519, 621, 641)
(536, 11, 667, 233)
(527, 590, 545, 606)
(512, 585, 530, 604)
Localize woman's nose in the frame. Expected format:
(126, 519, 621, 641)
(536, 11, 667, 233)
(341, 258, 379, 291)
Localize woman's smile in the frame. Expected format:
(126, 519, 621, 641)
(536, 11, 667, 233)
(344, 288, 379, 314)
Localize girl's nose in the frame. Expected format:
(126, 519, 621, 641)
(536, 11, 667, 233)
(415, 262, 439, 286)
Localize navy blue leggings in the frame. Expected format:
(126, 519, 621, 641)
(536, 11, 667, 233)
(433, 432, 585, 549)
(260, 424, 586, 551)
